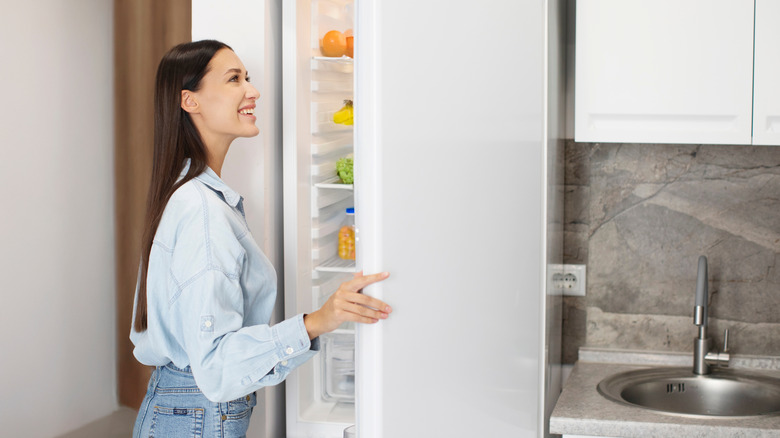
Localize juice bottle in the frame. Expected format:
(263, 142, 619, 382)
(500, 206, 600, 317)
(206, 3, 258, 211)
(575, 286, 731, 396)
(338, 207, 356, 260)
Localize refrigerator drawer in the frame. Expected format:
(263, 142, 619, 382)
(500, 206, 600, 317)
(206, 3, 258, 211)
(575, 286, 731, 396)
(322, 331, 355, 403)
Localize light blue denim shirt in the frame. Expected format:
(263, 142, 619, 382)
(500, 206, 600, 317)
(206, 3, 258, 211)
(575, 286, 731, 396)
(131, 160, 319, 402)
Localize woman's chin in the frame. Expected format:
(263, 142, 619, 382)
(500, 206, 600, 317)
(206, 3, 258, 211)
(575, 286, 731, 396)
(242, 127, 260, 138)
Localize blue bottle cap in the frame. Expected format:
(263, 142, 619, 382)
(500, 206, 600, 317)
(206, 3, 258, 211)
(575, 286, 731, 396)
(346, 207, 355, 214)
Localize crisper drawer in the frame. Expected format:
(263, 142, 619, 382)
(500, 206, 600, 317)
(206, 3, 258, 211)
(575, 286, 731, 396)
(321, 331, 355, 403)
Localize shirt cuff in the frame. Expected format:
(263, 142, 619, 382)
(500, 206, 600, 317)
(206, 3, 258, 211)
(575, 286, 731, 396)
(272, 313, 320, 358)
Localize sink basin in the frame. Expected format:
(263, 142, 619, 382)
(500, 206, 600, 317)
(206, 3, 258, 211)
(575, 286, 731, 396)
(597, 367, 780, 418)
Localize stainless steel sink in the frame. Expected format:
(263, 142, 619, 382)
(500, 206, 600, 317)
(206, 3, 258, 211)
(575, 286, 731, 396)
(597, 367, 780, 418)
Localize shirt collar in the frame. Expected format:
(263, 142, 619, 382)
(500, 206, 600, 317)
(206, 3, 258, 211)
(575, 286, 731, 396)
(180, 158, 243, 208)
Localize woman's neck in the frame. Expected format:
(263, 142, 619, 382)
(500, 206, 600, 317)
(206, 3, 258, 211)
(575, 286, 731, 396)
(207, 153, 225, 177)
(203, 138, 232, 178)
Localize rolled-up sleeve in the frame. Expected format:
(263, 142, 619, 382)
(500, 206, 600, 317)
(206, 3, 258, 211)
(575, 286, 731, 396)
(173, 269, 319, 402)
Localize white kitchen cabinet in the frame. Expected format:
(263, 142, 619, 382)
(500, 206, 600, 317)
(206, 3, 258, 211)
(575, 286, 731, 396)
(753, 0, 780, 146)
(575, 0, 755, 145)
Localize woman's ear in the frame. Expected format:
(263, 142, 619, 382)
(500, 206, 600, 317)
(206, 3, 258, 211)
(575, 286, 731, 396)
(181, 90, 199, 113)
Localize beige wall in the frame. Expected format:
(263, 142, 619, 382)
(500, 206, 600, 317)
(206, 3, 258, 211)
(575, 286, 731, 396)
(0, 1, 116, 436)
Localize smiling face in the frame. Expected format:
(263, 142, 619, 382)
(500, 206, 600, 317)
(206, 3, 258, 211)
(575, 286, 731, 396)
(182, 48, 260, 156)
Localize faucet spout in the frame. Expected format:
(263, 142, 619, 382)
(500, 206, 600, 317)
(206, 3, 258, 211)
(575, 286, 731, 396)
(694, 255, 708, 328)
(693, 255, 711, 375)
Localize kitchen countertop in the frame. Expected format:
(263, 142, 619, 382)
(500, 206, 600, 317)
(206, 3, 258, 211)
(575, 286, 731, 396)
(550, 349, 780, 438)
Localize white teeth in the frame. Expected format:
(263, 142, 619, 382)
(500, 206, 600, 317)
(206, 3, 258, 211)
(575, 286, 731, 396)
(239, 108, 254, 115)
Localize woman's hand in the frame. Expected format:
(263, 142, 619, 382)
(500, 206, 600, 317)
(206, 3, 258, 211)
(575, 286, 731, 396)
(303, 271, 392, 340)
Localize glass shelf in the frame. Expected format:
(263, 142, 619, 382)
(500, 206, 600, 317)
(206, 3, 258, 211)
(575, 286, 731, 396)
(315, 177, 353, 190)
(315, 256, 357, 273)
(312, 56, 353, 64)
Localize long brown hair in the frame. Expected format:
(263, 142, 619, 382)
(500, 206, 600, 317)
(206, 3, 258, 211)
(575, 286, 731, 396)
(134, 40, 232, 332)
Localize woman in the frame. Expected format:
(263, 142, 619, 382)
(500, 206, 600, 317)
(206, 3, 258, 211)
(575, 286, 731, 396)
(131, 40, 391, 437)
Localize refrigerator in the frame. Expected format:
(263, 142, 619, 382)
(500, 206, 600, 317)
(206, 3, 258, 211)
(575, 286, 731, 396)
(193, 0, 567, 436)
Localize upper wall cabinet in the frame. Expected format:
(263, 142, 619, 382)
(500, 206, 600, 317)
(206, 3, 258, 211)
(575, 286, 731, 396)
(753, 0, 780, 145)
(575, 0, 778, 146)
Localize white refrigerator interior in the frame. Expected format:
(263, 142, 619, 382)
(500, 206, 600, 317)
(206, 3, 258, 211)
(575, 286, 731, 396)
(283, 0, 358, 437)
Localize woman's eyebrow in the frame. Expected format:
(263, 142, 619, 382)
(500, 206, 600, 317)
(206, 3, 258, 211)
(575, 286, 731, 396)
(224, 68, 246, 76)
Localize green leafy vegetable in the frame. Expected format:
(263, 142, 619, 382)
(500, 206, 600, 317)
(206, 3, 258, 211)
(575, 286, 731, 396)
(336, 157, 354, 184)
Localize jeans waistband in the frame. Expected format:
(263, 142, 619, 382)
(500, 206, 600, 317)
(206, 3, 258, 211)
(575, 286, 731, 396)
(163, 362, 193, 374)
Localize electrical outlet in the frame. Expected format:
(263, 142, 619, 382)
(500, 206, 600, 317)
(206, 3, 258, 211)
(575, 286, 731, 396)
(563, 264, 586, 296)
(548, 264, 586, 296)
(547, 264, 564, 295)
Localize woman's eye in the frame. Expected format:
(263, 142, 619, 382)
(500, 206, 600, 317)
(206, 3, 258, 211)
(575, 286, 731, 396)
(246, 76, 251, 83)
(229, 75, 239, 82)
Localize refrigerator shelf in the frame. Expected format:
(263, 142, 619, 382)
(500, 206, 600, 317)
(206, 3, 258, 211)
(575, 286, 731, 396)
(312, 187, 352, 211)
(315, 256, 358, 273)
(311, 82, 352, 93)
(311, 135, 352, 156)
(311, 273, 352, 302)
(310, 195, 351, 220)
(315, 177, 353, 190)
(312, 109, 354, 131)
(329, 328, 355, 336)
(312, 55, 353, 64)
(311, 119, 353, 136)
(299, 400, 354, 425)
(311, 161, 337, 177)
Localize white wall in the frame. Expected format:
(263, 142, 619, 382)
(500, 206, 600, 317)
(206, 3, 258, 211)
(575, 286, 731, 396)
(0, 1, 117, 437)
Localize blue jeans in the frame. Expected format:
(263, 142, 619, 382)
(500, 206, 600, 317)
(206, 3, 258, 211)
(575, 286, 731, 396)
(133, 363, 256, 438)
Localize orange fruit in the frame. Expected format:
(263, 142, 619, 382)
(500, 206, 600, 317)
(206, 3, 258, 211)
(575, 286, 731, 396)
(346, 36, 354, 58)
(321, 30, 346, 57)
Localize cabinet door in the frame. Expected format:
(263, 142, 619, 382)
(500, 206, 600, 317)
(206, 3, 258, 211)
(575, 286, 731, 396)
(753, 0, 780, 146)
(575, 0, 754, 145)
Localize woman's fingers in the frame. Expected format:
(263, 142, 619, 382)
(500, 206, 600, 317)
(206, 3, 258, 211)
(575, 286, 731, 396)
(348, 299, 389, 319)
(353, 293, 392, 313)
(336, 300, 387, 323)
(337, 284, 391, 313)
(330, 272, 392, 323)
(344, 302, 383, 323)
(341, 271, 392, 311)
(333, 288, 390, 316)
(346, 271, 390, 292)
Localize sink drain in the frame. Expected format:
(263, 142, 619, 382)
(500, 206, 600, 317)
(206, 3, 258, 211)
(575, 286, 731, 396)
(666, 383, 685, 393)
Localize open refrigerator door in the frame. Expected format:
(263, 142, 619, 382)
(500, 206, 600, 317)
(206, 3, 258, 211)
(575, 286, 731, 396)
(283, 0, 358, 436)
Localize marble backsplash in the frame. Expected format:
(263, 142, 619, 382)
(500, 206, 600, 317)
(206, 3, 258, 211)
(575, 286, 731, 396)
(562, 141, 780, 364)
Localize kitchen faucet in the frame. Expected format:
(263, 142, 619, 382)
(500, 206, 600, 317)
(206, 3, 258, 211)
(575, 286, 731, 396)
(693, 255, 730, 375)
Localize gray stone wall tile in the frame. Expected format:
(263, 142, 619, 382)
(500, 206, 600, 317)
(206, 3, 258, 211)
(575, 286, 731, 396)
(562, 140, 780, 363)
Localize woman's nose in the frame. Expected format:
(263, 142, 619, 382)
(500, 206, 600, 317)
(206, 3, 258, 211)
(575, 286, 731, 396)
(247, 83, 260, 100)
